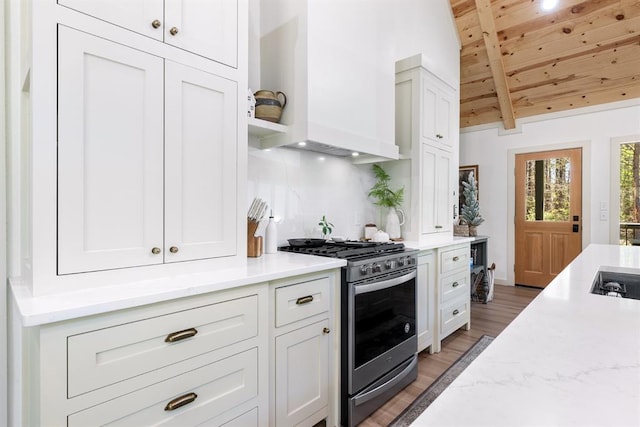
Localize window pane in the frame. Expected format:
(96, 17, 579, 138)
(618, 142, 640, 245)
(525, 157, 571, 222)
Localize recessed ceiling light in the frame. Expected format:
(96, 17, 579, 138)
(297, 141, 306, 146)
(318, 156, 325, 161)
(352, 152, 360, 157)
(541, 0, 558, 11)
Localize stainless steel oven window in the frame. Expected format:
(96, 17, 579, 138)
(348, 270, 416, 393)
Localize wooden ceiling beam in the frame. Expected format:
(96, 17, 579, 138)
(474, 0, 516, 129)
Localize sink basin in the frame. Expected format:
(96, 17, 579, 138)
(591, 269, 640, 300)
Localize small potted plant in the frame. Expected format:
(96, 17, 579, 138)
(368, 164, 405, 239)
(318, 215, 334, 239)
(460, 172, 484, 236)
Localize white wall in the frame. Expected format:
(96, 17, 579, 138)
(459, 99, 640, 285)
(248, 143, 378, 242)
(249, 0, 460, 90)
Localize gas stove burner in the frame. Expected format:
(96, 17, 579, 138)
(279, 241, 407, 260)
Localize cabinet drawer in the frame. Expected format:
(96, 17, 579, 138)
(440, 246, 469, 274)
(68, 294, 258, 397)
(440, 270, 469, 303)
(440, 299, 470, 338)
(221, 408, 258, 427)
(275, 277, 330, 327)
(68, 348, 258, 426)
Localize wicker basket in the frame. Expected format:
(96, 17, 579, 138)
(453, 224, 469, 237)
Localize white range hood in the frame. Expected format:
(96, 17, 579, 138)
(257, 0, 400, 161)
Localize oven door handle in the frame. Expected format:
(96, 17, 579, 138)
(353, 356, 418, 407)
(354, 270, 416, 295)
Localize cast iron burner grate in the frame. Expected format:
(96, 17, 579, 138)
(279, 241, 406, 260)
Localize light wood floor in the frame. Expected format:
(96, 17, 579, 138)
(359, 284, 541, 427)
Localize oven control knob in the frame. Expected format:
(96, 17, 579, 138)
(397, 257, 405, 266)
(385, 259, 396, 269)
(373, 263, 382, 273)
(405, 256, 413, 266)
(360, 264, 373, 275)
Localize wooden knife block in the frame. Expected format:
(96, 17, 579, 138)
(247, 219, 263, 257)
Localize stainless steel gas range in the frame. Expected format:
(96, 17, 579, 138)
(279, 241, 418, 426)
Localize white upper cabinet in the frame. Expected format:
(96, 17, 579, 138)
(58, 0, 238, 67)
(164, 0, 238, 67)
(164, 61, 238, 262)
(57, 27, 238, 275)
(421, 144, 454, 235)
(395, 54, 459, 244)
(57, 26, 165, 273)
(421, 78, 454, 149)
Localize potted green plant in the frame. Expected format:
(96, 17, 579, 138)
(460, 172, 484, 236)
(368, 164, 405, 239)
(318, 215, 334, 239)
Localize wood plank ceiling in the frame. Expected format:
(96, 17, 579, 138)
(450, 0, 640, 129)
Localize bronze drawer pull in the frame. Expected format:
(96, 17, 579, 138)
(164, 392, 198, 411)
(296, 295, 314, 305)
(435, 225, 443, 229)
(165, 327, 198, 343)
(452, 256, 460, 261)
(453, 309, 460, 316)
(452, 281, 459, 287)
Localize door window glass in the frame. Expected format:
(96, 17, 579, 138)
(525, 157, 571, 222)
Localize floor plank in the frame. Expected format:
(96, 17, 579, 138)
(358, 284, 541, 427)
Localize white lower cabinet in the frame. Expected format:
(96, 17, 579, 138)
(274, 320, 330, 427)
(17, 270, 342, 427)
(68, 348, 259, 426)
(417, 250, 435, 353)
(36, 284, 268, 426)
(270, 272, 338, 427)
(434, 243, 471, 351)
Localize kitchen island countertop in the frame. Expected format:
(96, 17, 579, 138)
(10, 252, 346, 327)
(411, 243, 640, 426)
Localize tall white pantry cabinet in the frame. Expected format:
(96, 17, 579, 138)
(15, 0, 247, 296)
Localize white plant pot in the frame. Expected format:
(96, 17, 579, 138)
(385, 208, 405, 240)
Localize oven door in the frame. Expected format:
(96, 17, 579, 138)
(348, 269, 417, 394)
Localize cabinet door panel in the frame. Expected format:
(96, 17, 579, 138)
(421, 145, 438, 233)
(57, 26, 164, 274)
(164, 0, 238, 67)
(421, 144, 452, 234)
(275, 320, 329, 427)
(436, 150, 453, 232)
(421, 83, 438, 143)
(58, 0, 163, 41)
(164, 61, 237, 262)
(417, 251, 435, 353)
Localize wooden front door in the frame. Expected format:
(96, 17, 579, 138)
(515, 148, 582, 287)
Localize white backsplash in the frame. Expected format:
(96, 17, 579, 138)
(248, 143, 385, 245)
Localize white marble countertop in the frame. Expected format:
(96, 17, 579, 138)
(402, 236, 475, 251)
(10, 253, 346, 327)
(412, 243, 640, 427)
